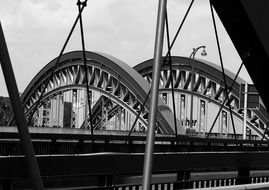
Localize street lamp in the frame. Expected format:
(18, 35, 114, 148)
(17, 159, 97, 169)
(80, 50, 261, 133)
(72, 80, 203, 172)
(189, 46, 207, 129)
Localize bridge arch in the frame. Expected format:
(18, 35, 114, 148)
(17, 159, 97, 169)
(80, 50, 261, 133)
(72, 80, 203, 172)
(134, 56, 269, 139)
(22, 51, 176, 134)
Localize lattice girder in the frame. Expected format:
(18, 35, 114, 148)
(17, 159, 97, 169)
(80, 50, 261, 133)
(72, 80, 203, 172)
(21, 51, 175, 134)
(134, 56, 269, 139)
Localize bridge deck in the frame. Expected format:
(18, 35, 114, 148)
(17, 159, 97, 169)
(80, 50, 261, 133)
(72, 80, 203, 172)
(1, 152, 269, 189)
(1, 127, 269, 189)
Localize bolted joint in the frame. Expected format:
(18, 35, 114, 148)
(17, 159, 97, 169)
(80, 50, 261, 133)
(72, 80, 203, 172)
(76, 0, 82, 6)
(77, 0, 87, 7)
(82, 1, 87, 7)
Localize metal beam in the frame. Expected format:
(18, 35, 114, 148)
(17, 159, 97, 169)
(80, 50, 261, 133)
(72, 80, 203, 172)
(0, 22, 44, 189)
(142, 0, 167, 189)
(2, 152, 269, 178)
(211, 0, 269, 112)
(1, 126, 269, 144)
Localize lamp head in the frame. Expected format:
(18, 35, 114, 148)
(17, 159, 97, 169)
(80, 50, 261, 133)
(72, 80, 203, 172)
(201, 48, 207, 56)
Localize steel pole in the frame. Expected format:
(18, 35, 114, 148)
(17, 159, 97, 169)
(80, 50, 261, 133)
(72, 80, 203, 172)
(243, 82, 248, 140)
(190, 53, 194, 128)
(0, 23, 44, 189)
(189, 46, 205, 129)
(142, 0, 166, 189)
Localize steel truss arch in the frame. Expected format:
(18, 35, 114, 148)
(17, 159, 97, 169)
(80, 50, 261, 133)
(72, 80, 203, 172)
(134, 56, 269, 139)
(22, 51, 176, 134)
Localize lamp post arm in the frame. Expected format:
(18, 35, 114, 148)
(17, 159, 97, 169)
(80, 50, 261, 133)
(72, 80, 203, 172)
(189, 45, 206, 129)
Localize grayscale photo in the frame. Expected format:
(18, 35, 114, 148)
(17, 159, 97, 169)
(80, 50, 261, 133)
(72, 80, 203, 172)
(0, 0, 268, 189)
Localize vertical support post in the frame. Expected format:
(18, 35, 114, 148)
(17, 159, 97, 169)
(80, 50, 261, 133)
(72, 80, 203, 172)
(180, 94, 186, 130)
(124, 109, 128, 131)
(33, 109, 39, 127)
(44, 100, 51, 127)
(243, 82, 248, 140)
(101, 97, 108, 130)
(57, 94, 60, 127)
(190, 62, 195, 128)
(0, 22, 44, 189)
(115, 108, 119, 130)
(118, 108, 122, 130)
(84, 89, 87, 129)
(85, 90, 92, 129)
(199, 100, 206, 135)
(176, 170, 191, 189)
(189, 46, 206, 129)
(221, 110, 228, 138)
(71, 89, 78, 128)
(142, 0, 166, 189)
(59, 92, 64, 127)
(238, 167, 250, 184)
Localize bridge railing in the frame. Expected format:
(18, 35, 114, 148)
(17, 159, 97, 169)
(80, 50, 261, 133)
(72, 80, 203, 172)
(0, 126, 268, 155)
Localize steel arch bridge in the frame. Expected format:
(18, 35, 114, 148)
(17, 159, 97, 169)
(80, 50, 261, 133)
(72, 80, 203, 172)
(20, 51, 268, 139)
(134, 56, 269, 139)
(21, 51, 176, 134)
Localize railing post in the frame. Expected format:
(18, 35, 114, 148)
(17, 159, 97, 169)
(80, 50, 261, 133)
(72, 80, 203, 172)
(237, 167, 250, 185)
(105, 174, 114, 190)
(176, 170, 191, 189)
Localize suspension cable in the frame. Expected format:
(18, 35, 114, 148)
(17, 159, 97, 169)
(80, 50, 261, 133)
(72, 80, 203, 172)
(164, 0, 195, 60)
(165, 9, 178, 137)
(207, 61, 244, 138)
(209, 0, 237, 139)
(126, 0, 194, 139)
(27, 2, 88, 126)
(77, 0, 94, 144)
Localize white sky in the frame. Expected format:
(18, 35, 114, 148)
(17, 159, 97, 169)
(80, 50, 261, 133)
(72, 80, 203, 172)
(0, 0, 252, 97)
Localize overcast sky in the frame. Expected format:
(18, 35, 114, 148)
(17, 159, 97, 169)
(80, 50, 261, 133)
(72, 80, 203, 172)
(0, 0, 252, 97)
